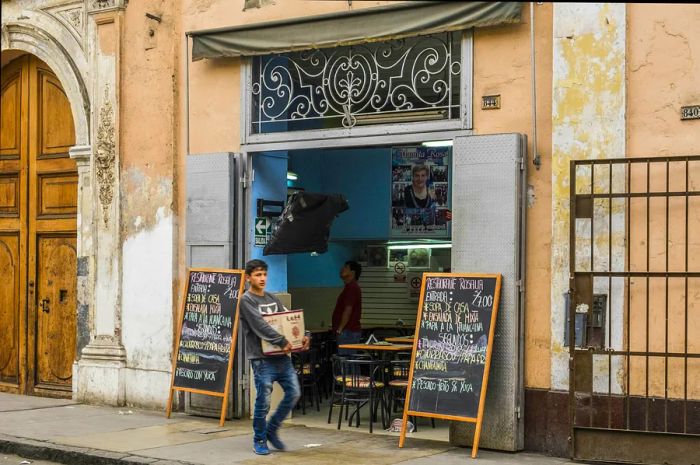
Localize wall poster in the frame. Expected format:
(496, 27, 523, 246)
(391, 146, 450, 237)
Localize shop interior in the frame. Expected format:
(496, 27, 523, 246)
(251, 143, 453, 439)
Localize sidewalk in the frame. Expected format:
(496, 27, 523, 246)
(0, 393, 573, 465)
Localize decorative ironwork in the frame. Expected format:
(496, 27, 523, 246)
(96, 85, 115, 226)
(251, 32, 462, 133)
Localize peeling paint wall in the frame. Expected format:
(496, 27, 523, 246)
(119, 0, 181, 408)
(551, 3, 626, 391)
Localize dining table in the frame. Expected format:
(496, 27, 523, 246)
(337, 343, 413, 352)
(337, 343, 414, 362)
(384, 336, 415, 344)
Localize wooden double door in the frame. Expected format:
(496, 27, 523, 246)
(0, 55, 78, 397)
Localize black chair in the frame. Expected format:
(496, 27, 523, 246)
(292, 348, 321, 414)
(326, 353, 374, 422)
(387, 360, 434, 432)
(317, 339, 337, 400)
(328, 356, 387, 433)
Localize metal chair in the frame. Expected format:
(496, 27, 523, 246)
(387, 359, 434, 431)
(292, 348, 321, 414)
(328, 357, 387, 433)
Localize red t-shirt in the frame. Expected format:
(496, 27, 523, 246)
(332, 280, 362, 332)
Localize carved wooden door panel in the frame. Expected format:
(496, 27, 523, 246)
(0, 55, 77, 396)
(0, 56, 28, 394)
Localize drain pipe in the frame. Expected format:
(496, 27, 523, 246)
(531, 2, 541, 169)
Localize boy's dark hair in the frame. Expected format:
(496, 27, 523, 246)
(345, 260, 362, 281)
(245, 259, 268, 275)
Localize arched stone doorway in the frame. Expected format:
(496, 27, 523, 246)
(0, 54, 79, 397)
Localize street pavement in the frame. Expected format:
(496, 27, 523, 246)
(0, 392, 574, 465)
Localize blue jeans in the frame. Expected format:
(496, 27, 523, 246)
(251, 356, 301, 443)
(337, 330, 362, 355)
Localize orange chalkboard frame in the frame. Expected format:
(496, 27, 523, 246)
(398, 272, 502, 459)
(165, 268, 246, 426)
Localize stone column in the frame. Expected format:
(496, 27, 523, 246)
(75, 0, 127, 405)
(69, 145, 93, 401)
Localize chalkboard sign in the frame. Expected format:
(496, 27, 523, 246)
(166, 268, 245, 426)
(399, 273, 502, 458)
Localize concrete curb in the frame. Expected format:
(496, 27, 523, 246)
(0, 434, 196, 465)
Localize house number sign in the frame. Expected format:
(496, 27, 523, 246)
(681, 105, 700, 120)
(481, 95, 501, 110)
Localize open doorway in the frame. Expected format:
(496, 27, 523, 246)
(248, 143, 454, 440)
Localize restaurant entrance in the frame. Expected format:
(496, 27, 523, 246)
(242, 133, 526, 445)
(247, 141, 453, 439)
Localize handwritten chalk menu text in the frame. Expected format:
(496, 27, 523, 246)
(408, 274, 501, 419)
(173, 269, 244, 393)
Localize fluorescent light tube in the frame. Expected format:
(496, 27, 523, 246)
(421, 140, 453, 147)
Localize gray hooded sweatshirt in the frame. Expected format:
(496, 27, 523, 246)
(239, 291, 290, 360)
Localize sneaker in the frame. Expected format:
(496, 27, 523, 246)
(266, 430, 286, 451)
(253, 440, 270, 455)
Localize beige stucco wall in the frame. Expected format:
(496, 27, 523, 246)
(180, 1, 555, 390)
(627, 4, 700, 158)
(183, 0, 395, 156)
(625, 4, 700, 399)
(473, 2, 553, 390)
(174, 2, 699, 399)
(118, 0, 183, 406)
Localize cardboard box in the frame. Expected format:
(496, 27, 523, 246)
(261, 310, 306, 355)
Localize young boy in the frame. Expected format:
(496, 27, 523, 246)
(240, 259, 309, 455)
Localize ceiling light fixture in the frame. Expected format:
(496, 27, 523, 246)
(387, 243, 452, 250)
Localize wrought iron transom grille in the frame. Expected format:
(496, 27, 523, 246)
(251, 32, 462, 133)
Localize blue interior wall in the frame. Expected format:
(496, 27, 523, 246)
(288, 148, 391, 239)
(250, 152, 288, 292)
(287, 242, 358, 288)
(286, 147, 390, 288)
(321, 149, 391, 239)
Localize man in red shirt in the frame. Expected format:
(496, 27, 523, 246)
(332, 261, 362, 355)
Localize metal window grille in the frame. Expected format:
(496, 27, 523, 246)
(250, 32, 462, 133)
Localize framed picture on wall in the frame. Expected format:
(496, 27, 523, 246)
(390, 146, 451, 238)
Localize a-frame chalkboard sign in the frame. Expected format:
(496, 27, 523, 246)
(399, 273, 502, 458)
(166, 268, 246, 426)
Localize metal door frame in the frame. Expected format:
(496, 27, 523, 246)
(568, 155, 700, 465)
(184, 152, 247, 418)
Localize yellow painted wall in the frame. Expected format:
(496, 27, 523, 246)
(627, 4, 700, 158)
(121, 0, 181, 235)
(118, 0, 698, 398)
(183, 0, 393, 155)
(178, 2, 555, 390)
(473, 3, 553, 389)
(626, 4, 700, 399)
